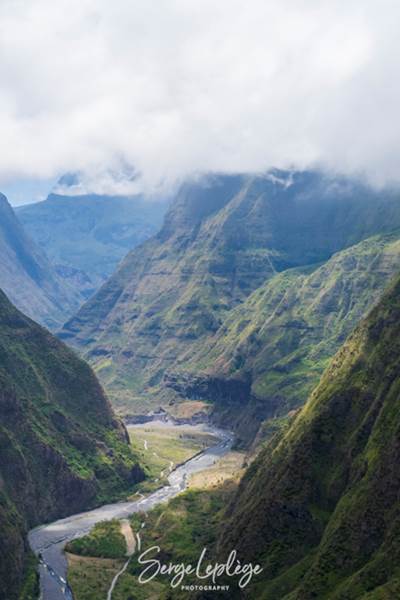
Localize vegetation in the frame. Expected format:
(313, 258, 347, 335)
(60, 171, 400, 427)
(128, 423, 219, 491)
(174, 232, 400, 445)
(188, 451, 245, 489)
(66, 520, 127, 559)
(7, 171, 400, 599)
(217, 274, 400, 598)
(68, 485, 236, 600)
(130, 488, 230, 577)
(126, 485, 236, 599)
(18, 554, 39, 600)
(0, 290, 144, 600)
(66, 417, 246, 598)
(66, 554, 123, 600)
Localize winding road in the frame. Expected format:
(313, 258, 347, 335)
(28, 423, 233, 600)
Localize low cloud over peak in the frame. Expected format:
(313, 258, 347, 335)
(0, 1, 399, 193)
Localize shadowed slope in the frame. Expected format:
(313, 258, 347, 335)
(0, 290, 144, 600)
(219, 274, 400, 599)
(0, 193, 82, 329)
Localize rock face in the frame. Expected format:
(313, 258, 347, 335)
(17, 191, 168, 297)
(0, 193, 82, 330)
(60, 171, 400, 417)
(172, 232, 400, 444)
(0, 290, 144, 600)
(219, 274, 400, 599)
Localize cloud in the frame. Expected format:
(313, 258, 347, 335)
(0, 0, 399, 193)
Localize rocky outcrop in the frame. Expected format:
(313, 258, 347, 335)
(172, 231, 400, 443)
(164, 372, 280, 446)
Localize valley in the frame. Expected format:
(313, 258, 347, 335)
(3, 169, 400, 600)
(28, 421, 235, 600)
(59, 172, 400, 447)
(3, 6, 400, 599)
(58, 271, 400, 599)
(128, 420, 223, 492)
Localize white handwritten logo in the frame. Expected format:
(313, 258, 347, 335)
(136, 545, 263, 589)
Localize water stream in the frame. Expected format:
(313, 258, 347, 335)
(28, 422, 233, 600)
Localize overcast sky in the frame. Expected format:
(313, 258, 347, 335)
(1, 0, 400, 203)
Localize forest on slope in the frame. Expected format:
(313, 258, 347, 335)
(0, 289, 144, 600)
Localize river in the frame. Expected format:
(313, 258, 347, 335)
(28, 422, 233, 600)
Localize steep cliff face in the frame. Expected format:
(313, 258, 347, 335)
(219, 274, 400, 599)
(170, 232, 400, 445)
(60, 171, 400, 413)
(0, 193, 82, 329)
(17, 191, 168, 297)
(0, 290, 144, 600)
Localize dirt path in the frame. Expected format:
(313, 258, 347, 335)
(120, 519, 136, 556)
(106, 521, 137, 600)
(106, 557, 131, 600)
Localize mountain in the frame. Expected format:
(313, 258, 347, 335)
(59, 171, 400, 415)
(218, 273, 400, 599)
(0, 289, 144, 600)
(0, 193, 82, 330)
(17, 191, 168, 297)
(168, 232, 400, 445)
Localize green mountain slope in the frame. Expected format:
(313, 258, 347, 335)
(169, 232, 400, 444)
(0, 193, 83, 330)
(0, 290, 144, 600)
(17, 192, 168, 297)
(219, 274, 400, 599)
(60, 171, 400, 414)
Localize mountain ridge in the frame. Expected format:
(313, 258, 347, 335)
(17, 191, 168, 297)
(59, 171, 400, 419)
(0, 193, 82, 329)
(166, 231, 400, 445)
(0, 289, 144, 600)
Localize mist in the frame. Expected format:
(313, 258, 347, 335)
(1, 0, 399, 197)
